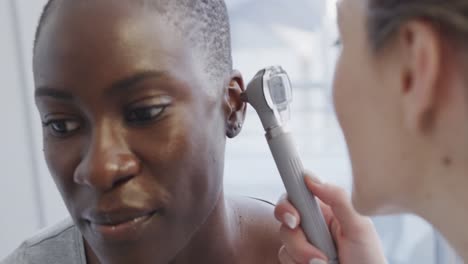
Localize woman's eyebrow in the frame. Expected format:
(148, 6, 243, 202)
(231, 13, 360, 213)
(35, 87, 73, 101)
(34, 70, 168, 100)
(106, 70, 168, 96)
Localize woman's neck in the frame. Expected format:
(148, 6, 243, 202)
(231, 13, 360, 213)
(170, 191, 241, 264)
(416, 166, 468, 261)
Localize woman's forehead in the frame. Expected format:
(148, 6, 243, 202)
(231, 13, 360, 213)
(33, 0, 229, 101)
(33, 4, 192, 85)
(39, 1, 182, 48)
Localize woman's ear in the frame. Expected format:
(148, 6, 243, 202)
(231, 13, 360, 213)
(225, 70, 247, 138)
(398, 20, 442, 133)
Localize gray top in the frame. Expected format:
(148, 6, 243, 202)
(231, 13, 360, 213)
(1, 197, 275, 264)
(1, 218, 86, 264)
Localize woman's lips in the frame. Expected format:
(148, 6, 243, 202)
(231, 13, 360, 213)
(85, 209, 162, 241)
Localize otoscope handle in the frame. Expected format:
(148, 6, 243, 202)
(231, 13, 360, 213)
(266, 126, 339, 264)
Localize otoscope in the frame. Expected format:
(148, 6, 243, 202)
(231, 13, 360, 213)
(241, 66, 338, 263)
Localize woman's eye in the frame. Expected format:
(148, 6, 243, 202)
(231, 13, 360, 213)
(125, 105, 166, 124)
(43, 119, 81, 137)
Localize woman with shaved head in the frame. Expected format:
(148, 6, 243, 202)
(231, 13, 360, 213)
(2, 1, 282, 263)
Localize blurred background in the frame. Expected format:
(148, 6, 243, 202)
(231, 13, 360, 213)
(0, 0, 462, 263)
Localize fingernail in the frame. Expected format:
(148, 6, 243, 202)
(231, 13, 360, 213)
(306, 175, 322, 184)
(283, 213, 297, 229)
(309, 259, 327, 264)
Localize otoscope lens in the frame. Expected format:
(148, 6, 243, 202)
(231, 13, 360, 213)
(268, 76, 287, 104)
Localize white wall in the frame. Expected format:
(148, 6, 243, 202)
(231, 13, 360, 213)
(0, 0, 67, 259)
(15, 0, 69, 228)
(0, 0, 40, 258)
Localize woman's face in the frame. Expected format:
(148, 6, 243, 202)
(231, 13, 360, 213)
(333, 0, 414, 214)
(34, 2, 232, 263)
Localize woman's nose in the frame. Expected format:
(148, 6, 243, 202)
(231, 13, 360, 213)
(73, 123, 140, 192)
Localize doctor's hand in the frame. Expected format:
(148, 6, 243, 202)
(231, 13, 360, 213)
(274, 174, 387, 264)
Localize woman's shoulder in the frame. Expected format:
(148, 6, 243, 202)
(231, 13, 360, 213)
(0, 218, 85, 264)
(228, 195, 281, 264)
